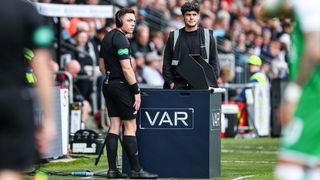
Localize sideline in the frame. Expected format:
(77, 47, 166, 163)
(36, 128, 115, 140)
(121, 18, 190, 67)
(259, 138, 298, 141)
(222, 160, 276, 164)
(231, 175, 255, 180)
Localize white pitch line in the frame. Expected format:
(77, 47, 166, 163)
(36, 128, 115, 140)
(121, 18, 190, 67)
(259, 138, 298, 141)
(222, 160, 276, 164)
(221, 146, 276, 150)
(222, 149, 277, 154)
(231, 175, 255, 180)
(49, 158, 76, 163)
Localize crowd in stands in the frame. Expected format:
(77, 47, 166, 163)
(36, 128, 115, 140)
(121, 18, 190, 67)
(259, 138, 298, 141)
(32, 0, 291, 113)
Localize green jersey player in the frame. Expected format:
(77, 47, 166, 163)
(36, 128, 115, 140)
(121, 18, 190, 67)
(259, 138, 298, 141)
(262, 0, 320, 179)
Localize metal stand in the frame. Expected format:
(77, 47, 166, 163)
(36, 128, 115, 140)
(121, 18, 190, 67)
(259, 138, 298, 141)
(95, 131, 124, 167)
(95, 134, 107, 166)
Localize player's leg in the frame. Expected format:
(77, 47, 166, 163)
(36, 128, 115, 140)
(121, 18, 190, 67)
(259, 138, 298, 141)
(276, 102, 320, 179)
(275, 161, 305, 180)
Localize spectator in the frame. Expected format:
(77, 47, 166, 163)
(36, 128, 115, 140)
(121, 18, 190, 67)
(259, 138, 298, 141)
(200, 10, 215, 29)
(218, 66, 233, 85)
(234, 33, 248, 55)
(130, 24, 152, 56)
(92, 27, 106, 52)
(168, 7, 184, 29)
(142, 52, 164, 86)
(73, 30, 94, 101)
(133, 52, 146, 83)
(56, 60, 92, 123)
(252, 35, 263, 56)
(50, 60, 60, 80)
(278, 19, 291, 51)
(149, 31, 165, 56)
(145, 0, 168, 32)
(163, 26, 175, 43)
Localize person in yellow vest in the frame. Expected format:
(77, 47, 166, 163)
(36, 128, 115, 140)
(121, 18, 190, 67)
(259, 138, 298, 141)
(235, 55, 268, 102)
(24, 48, 37, 85)
(234, 55, 269, 133)
(247, 55, 268, 84)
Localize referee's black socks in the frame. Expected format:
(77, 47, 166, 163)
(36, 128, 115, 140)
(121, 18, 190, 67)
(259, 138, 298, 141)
(106, 133, 118, 170)
(123, 135, 141, 172)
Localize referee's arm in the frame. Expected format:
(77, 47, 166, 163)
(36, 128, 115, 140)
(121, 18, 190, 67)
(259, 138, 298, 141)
(120, 59, 137, 85)
(120, 59, 141, 110)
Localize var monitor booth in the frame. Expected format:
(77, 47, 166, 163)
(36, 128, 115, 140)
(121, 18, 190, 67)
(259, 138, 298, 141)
(176, 54, 218, 89)
(123, 55, 223, 178)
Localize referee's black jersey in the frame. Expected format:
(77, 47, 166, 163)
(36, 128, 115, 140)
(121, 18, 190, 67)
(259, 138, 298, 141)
(0, 0, 53, 89)
(100, 29, 131, 80)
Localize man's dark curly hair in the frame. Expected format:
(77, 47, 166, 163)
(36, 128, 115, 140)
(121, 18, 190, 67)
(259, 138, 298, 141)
(181, 1, 200, 15)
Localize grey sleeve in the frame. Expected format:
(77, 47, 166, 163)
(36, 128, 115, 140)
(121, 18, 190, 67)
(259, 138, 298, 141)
(209, 33, 220, 79)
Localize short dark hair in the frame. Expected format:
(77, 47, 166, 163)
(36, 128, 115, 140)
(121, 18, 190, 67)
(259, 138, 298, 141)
(181, 1, 200, 15)
(116, 8, 135, 19)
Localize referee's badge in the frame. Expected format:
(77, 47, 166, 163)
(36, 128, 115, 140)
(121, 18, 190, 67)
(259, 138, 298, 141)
(117, 48, 129, 55)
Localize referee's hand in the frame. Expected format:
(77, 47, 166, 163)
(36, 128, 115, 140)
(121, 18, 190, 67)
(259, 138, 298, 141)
(170, 83, 175, 89)
(133, 93, 141, 110)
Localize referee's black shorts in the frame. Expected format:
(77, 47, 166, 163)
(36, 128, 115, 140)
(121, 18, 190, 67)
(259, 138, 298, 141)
(102, 81, 137, 120)
(0, 88, 37, 170)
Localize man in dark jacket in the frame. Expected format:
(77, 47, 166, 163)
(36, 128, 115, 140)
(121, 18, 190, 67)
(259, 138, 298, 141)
(162, 1, 219, 89)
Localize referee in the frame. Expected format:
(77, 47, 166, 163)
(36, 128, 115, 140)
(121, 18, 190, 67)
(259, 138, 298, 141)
(99, 8, 158, 179)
